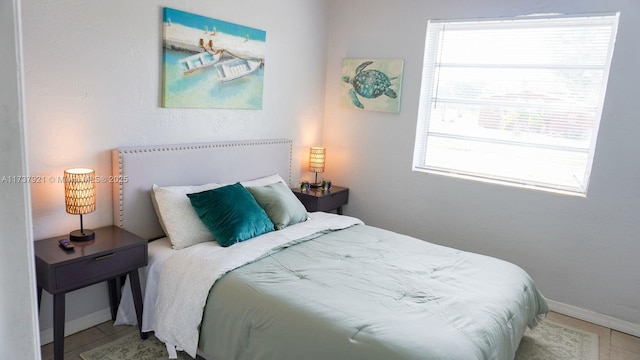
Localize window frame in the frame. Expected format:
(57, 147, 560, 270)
(412, 13, 619, 196)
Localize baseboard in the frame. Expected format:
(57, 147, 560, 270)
(548, 299, 640, 337)
(39, 307, 112, 345)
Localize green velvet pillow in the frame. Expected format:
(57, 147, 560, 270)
(247, 182, 309, 230)
(187, 182, 274, 247)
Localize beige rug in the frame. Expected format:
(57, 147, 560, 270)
(81, 320, 598, 360)
(516, 320, 599, 360)
(80, 333, 192, 360)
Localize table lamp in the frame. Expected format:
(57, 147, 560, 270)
(64, 168, 96, 241)
(309, 147, 325, 188)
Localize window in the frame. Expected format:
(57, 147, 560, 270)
(413, 13, 619, 196)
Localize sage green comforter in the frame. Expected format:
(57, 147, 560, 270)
(198, 224, 548, 360)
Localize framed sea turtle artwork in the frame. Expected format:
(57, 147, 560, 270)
(161, 7, 266, 109)
(341, 58, 404, 113)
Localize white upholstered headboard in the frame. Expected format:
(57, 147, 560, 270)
(112, 139, 293, 240)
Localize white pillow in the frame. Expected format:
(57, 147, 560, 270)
(151, 182, 222, 249)
(240, 173, 288, 188)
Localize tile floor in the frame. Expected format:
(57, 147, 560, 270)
(41, 311, 640, 360)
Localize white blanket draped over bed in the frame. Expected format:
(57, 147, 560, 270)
(152, 213, 364, 358)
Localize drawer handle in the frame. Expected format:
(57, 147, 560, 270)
(94, 253, 115, 261)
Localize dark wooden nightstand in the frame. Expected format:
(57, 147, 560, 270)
(34, 225, 148, 360)
(292, 186, 349, 214)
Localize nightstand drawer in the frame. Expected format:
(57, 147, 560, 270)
(316, 190, 349, 211)
(292, 186, 349, 213)
(55, 245, 146, 290)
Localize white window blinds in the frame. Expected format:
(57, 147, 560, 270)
(413, 13, 619, 195)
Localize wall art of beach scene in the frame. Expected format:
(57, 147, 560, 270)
(162, 7, 266, 109)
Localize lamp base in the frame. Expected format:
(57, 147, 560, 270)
(70, 229, 95, 242)
(309, 182, 323, 189)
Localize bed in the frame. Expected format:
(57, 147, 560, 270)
(112, 139, 548, 360)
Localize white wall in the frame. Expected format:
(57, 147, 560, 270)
(22, 0, 329, 337)
(0, 0, 41, 358)
(324, 0, 640, 328)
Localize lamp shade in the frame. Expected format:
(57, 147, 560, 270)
(309, 147, 326, 173)
(64, 168, 96, 215)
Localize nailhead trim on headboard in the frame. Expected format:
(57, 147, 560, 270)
(112, 139, 293, 234)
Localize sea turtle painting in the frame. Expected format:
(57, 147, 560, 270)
(341, 59, 403, 112)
